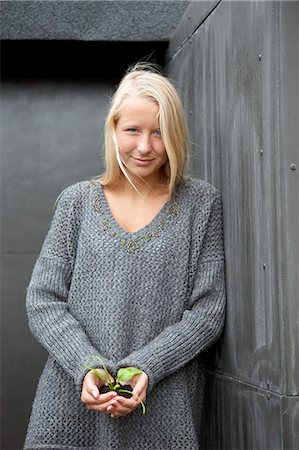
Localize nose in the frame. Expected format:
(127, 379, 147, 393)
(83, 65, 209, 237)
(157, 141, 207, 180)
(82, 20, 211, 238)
(137, 133, 152, 154)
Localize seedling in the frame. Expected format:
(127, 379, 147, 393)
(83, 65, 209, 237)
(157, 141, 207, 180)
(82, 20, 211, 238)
(83, 355, 146, 415)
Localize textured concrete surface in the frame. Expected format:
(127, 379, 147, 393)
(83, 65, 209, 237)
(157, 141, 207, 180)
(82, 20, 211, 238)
(0, 0, 190, 41)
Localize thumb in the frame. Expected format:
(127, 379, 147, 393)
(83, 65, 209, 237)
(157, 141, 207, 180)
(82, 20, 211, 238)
(85, 372, 100, 399)
(91, 386, 99, 399)
(132, 372, 148, 397)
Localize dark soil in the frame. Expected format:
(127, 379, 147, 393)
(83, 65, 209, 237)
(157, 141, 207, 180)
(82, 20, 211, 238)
(99, 383, 133, 399)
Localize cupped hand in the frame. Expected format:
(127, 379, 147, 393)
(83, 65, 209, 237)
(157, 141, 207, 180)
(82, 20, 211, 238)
(81, 369, 117, 415)
(107, 370, 149, 418)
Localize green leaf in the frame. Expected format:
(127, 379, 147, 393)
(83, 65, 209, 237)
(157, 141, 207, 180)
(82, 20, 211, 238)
(117, 367, 142, 383)
(84, 355, 114, 389)
(94, 356, 111, 381)
(83, 363, 107, 383)
(83, 356, 115, 389)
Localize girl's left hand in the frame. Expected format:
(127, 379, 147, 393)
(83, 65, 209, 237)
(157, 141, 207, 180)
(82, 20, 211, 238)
(107, 370, 148, 418)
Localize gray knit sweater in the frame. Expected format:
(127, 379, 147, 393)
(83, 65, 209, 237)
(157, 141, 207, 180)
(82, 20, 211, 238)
(24, 176, 226, 450)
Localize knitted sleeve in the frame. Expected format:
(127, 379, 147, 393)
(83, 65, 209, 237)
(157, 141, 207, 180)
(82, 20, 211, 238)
(26, 183, 115, 393)
(117, 189, 226, 393)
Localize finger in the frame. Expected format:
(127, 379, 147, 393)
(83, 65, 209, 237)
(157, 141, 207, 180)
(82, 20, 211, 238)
(132, 373, 148, 398)
(109, 406, 130, 418)
(108, 397, 133, 415)
(83, 389, 117, 407)
(107, 399, 128, 416)
(84, 374, 101, 399)
(87, 404, 111, 415)
(86, 394, 119, 414)
(109, 397, 132, 413)
(109, 395, 140, 416)
(109, 403, 136, 418)
(132, 387, 146, 403)
(94, 391, 118, 405)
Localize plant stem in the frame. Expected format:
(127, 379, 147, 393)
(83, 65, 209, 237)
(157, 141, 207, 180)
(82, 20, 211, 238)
(118, 389, 146, 415)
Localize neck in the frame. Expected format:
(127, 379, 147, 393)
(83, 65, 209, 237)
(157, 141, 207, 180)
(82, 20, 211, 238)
(117, 172, 169, 199)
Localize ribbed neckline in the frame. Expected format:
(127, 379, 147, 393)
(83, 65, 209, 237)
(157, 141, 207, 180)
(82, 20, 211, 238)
(93, 181, 177, 238)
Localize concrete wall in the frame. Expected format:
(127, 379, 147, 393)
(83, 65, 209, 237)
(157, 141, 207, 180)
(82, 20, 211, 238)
(166, 1, 299, 449)
(0, 0, 190, 41)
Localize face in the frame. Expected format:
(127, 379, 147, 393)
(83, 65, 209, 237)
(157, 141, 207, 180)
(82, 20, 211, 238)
(115, 96, 168, 184)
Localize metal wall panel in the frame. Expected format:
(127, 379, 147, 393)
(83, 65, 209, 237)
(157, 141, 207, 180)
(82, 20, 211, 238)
(202, 370, 299, 450)
(167, 1, 299, 448)
(202, 370, 283, 450)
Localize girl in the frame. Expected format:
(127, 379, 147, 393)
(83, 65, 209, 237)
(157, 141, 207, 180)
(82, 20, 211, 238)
(24, 62, 226, 450)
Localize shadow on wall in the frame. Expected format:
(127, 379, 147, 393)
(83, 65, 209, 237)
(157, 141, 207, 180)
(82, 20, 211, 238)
(1, 40, 169, 80)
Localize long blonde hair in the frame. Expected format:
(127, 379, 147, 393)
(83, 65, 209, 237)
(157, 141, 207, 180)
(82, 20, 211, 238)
(97, 62, 190, 200)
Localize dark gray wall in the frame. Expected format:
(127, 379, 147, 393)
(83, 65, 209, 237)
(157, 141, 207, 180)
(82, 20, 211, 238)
(166, 1, 299, 449)
(1, 38, 171, 449)
(0, 0, 190, 41)
(1, 2, 192, 447)
(1, 78, 115, 449)
(2, 1, 298, 449)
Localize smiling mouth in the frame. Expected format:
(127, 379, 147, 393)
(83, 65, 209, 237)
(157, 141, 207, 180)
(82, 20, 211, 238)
(133, 158, 154, 161)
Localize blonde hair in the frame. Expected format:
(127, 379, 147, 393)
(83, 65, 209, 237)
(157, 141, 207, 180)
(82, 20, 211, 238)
(97, 62, 190, 200)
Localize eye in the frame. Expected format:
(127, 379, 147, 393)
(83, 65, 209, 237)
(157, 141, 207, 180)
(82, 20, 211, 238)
(153, 129, 161, 136)
(126, 128, 138, 133)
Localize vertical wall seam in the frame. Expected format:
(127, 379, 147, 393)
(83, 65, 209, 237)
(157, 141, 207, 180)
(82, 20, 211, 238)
(167, 0, 223, 63)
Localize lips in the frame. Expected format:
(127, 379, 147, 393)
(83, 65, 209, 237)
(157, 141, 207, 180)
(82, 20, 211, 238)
(133, 157, 153, 161)
(131, 157, 154, 167)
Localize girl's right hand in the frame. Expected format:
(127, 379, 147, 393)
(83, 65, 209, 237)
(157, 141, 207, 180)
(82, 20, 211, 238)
(81, 369, 117, 415)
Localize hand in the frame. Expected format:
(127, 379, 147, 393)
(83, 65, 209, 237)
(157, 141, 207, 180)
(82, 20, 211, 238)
(107, 370, 149, 418)
(81, 369, 117, 415)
